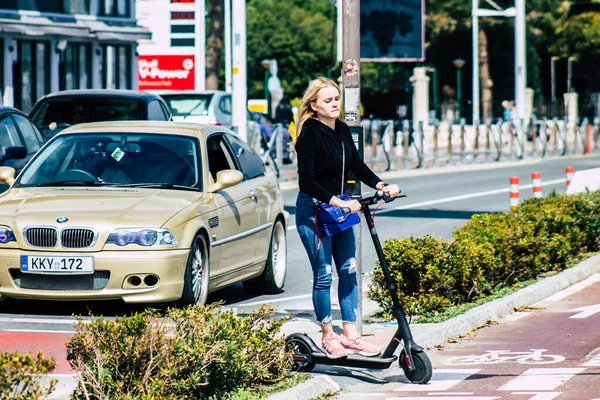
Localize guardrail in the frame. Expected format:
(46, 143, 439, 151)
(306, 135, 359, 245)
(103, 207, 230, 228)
(360, 116, 600, 170)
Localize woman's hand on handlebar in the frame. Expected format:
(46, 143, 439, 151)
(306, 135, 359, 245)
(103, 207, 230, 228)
(381, 183, 400, 198)
(334, 198, 361, 213)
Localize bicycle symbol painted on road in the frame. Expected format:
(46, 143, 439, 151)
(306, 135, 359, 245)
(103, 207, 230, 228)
(445, 349, 565, 365)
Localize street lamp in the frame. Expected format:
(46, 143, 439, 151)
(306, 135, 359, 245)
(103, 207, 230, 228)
(261, 59, 272, 115)
(453, 58, 466, 121)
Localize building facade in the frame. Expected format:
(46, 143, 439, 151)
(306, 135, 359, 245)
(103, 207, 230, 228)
(0, 0, 151, 112)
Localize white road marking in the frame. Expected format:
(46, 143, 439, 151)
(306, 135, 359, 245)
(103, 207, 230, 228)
(387, 397, 499, 400)
(535, 274, 600, 307)
(2, 329, 74, 334)
(393, 368, 480, 392)
(510, 392, 561, 400)
(582, 353, 600, 367)
(0, 317, 82, 324)
(236, 293, 312, 307)
(568, 304, 600, 319)
(286, 179, 566, 230)
(498, 368, 584, 391)
(428, 393, 474, 396)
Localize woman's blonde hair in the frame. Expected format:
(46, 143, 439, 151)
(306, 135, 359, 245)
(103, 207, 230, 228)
(294, 77, 340, 143)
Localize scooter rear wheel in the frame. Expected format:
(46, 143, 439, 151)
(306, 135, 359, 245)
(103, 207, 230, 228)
(399, 350, 433, 384)
(286, 337, 316, 372)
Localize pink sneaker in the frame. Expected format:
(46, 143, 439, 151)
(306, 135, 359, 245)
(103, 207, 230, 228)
(322, 332, 348, 359)
(341, 334, 381, 357)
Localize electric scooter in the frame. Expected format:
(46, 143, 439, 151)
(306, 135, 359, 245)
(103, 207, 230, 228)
(285, 191, 433, 384)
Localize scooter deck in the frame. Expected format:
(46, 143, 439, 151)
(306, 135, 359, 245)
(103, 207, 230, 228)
(311, 351, 398, 369)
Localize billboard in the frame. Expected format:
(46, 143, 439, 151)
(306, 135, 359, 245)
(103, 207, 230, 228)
(138, 55, 195, 91)
(360, 0, 424, 62)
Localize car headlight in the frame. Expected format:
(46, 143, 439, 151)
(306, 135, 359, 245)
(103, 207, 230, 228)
(107, 229, 177, 247)
(0, 226, 16, 244)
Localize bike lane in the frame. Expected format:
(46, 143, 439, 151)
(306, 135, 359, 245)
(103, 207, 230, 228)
(337, 274, 600, 399)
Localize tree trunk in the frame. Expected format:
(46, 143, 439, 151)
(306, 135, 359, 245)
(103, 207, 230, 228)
(205, 0, 224, 90)
(479, 29, 493, 120)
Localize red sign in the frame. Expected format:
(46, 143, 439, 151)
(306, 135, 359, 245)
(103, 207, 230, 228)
(138, 55, 195, 91)
(171, 11, 195, 19)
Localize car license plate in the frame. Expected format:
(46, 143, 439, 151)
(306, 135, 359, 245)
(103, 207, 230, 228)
(20, 255, 94, 274)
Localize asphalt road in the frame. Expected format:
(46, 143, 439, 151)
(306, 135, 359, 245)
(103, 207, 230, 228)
(0, 154, 598, 332)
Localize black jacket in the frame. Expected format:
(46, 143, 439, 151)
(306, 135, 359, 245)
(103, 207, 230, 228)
(295, 118, 381, 203)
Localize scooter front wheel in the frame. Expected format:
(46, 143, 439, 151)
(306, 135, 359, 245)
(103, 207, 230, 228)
(399, 350, 433, 384)
(286, 337, 316, 372)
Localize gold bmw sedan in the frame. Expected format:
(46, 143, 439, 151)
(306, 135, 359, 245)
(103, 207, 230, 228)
(0, 121, 288, 306)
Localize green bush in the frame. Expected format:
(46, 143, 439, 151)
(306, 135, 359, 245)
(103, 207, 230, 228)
(0, 351, 56, 399)
(66, 304, 292, 399)
(368, 190, 600, 317)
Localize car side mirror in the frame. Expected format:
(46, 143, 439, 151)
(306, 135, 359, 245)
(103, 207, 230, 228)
(211, 169, 243, 192)
(0, 166, 16, 186)
(3, 146, 27, 161)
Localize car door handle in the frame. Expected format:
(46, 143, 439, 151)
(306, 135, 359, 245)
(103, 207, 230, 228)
(249, 190, 257, 201)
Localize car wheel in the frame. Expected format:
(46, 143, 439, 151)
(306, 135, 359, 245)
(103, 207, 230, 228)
(178, 234, 210, 307)
(243, 219, 286, 294)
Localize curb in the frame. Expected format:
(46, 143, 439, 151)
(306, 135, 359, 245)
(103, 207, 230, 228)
(266, 376, 340, 400)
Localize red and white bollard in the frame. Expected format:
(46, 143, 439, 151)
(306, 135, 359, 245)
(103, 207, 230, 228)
(565, 166, 575, 187)
(510, 176, 519, 210)
(532, 172, 542, 198)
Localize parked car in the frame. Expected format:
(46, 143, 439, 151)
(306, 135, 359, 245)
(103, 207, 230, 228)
(0, 121, 287, 307)
(29, 90, 172, 141)
(159, 90, 259, 142)
(0, 106, 44, 177)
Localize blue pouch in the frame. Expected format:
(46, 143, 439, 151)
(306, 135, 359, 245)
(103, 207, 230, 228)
(316, 194, 361, 237)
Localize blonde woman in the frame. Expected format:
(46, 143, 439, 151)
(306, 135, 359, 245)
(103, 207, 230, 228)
(294, 77, 400, 358)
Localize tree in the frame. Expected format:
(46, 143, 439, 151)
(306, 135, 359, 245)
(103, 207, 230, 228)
(246, 0, 334, 99)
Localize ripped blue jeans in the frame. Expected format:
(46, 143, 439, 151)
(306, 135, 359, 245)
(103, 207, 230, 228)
(295, 191, 358, 325)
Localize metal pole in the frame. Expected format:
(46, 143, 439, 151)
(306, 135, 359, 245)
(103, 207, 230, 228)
(231, 0, 247, 141)
(195, 0, 206, 91)
(567, 57, 574, 93)
(341, 0, 363, 334)
(472, 0, 480, 124)
(224, 0, 232, 93)
(457, 67, 463, 121)
(515, 0, 526, 121)
(550, 57, 557, 103)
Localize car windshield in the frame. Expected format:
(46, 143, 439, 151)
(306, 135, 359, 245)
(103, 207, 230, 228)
(161, 95, 213, 118)
(15, 132, 201, 189)
(30, 98, 144, 140)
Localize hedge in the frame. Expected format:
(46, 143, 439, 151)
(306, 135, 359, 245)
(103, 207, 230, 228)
(66, 304, 293, 399)
(0, 351, 56, 399)
(368, 190, 600, 317)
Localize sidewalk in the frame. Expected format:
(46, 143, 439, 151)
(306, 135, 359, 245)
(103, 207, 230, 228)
(272, 253, 600, 399)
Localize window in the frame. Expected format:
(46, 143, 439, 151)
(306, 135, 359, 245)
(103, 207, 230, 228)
(13, 40, 50, 112)
(99, 0, 130, 17)
(148, 100, 168, 120)
(12, 114, 41, 154)
(63, 0, 90, 14)
(220, 95, 232, 115)
(0, 117, 22, 149)
(60, 43, 91, 90)
(206, 135, 237, 181)
(101, 44, 132, 89)
(225, 135, 265, 180)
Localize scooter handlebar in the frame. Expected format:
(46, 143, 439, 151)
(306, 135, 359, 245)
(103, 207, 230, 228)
(340, 191, 406, 214)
